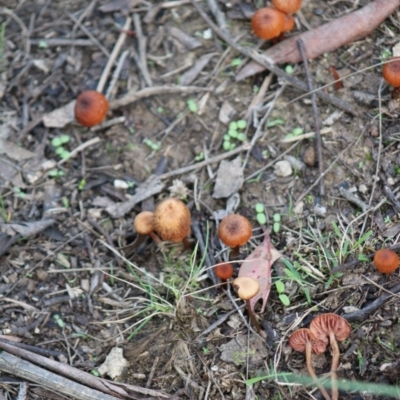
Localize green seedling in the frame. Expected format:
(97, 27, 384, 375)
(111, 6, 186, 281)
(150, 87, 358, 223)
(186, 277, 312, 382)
(78, 179, 86, 191)
(187, 98, 198, 113)
(285, 64, 294, 74)
(53, 314, 65, 328)
(267, 118, 284, 128)
(223, 119, 247, 151)
(13, 187, 26, 199)
(48, 169, 66, 178)
(144, 138, 161, 151)
(157, 106, 164, 114)
(273, 213, 281, 233)
(380, 48, 392, 63)
(231, 58, 242, 67)
(284, 126, 304, 140)
(62, 197, 69, 208)
(275, 280, 290, 306)
(91, 370, 100, 377)
(255, 203, 267, 225)
(195, 152, 204, 161)
(51, 134, 71, 159)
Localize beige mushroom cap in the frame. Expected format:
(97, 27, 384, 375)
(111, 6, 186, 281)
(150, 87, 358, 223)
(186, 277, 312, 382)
(153, 198, 191, 242)
(134, 211, 155, 235)
(232, 276, 259, 300)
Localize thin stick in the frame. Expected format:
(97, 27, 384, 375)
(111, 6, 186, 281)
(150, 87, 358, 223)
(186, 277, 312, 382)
(297, 39, 324, 196)
(188, 0, 359, 116)
(159, 144, 249, 180)
(67, 11, 110, 58)
(110, 85, 211, 109)
(57, 137, 101, 166)
(133, 13, 152, 87)
(97, 17, 131, 94)
(105, 50, 129, 100)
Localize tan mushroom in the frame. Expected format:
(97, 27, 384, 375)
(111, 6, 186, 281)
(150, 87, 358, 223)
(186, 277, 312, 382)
(218, 214, 252, 257)
(133, 211, 161, 244)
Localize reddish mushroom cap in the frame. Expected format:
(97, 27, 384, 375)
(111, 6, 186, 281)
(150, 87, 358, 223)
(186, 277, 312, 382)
(310, 313, 351, 343)
(74, 90, 109, 127)
(251, 8, 285, 40)
(282, 14, 295, 33)
(382, 57, 400, 87)
(272, 0, 302, 14)
(153, 198, 191, 243)
(215, 263, 234, 280)
(218, 214, 252, 248)
(134, 211, 155, 235)
(373, 248, 399, 274)
(288, 328, 327, 354)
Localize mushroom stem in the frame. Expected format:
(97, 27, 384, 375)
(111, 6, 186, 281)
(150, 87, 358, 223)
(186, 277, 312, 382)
(149, 231, 161, 244)
(182, 236, 192, 250)
(393, 87, 400, 100)
(245, 300, 263, 334)
(329, 331, 340, 400)
(230, 245, 240, 258)
(305, 342, 332, 400)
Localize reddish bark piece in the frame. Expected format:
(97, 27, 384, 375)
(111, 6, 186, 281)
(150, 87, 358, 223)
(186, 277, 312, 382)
(236, 0, 398, 81)
(238, 232, 281, 313)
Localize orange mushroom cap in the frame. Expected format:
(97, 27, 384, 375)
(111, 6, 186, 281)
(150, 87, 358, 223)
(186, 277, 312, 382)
(153, 198, 191, 243)
(74, 90, 109, 127)
(232, 276, 259, 300)
(310, 313, 351, 343)
(218, 214, 252, 248)
(134, 211, 155, 235)
(282, 14, 295, 33)
(251, 8, 285, 40)
(288, 328, 327, 354)
(215, 263, 234, 280)
(373, 248, 399, 274)
(272, 0, 302, 14)
(382, 57, 400, 88)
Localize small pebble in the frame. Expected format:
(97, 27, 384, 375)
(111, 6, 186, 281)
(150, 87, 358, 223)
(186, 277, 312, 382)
(274, 160, 292, 177)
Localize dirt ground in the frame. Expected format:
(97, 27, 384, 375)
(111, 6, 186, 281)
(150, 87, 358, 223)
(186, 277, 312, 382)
(1, 0, 400, 399)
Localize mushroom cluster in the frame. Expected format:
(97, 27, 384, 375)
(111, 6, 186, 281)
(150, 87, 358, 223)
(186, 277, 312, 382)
(133, 198, 191, 248)
(289, 313, 351, 400)
(251, 0, 301, 41)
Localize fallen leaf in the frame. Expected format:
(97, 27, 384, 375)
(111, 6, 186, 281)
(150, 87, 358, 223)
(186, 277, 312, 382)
(238, 232, 282, 313)
(212, 156, 243, 198)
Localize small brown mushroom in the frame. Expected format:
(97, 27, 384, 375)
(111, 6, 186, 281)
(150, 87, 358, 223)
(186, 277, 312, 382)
(289, 328, 331, 400)
(74, 90, 109, 127)
(382, 57, 400, 99)
(218, 214, 252, 258)
(232, 276, 263, 334)
(215, 262, 234, 282)
(310, 314, 351, 400)
(153, 198, 191, 248)
(251, 7, 285, 40)
(373, 248, 399, 274)
(133, 211, 161, 244)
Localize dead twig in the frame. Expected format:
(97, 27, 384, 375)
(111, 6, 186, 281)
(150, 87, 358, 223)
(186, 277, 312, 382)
(97, 16, 131, 94)
(343, 282, 400, 323)
(297, 39, 324, 196)
(384, 185, 400, 213)
(110, 85, 211, 109)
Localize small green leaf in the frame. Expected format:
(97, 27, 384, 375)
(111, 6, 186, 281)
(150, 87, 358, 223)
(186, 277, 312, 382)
(291, 127, 304, 136)
(187, 99, 198, 113)
(51, 137, 63, 147)
(229, 121, 238, 131)
(256, 213, 267, 225)
(231, 58, 242, 67)
(228, 129, 238, 138)
(267, 118, 284, 128)
(223, 141, 231, 151)
(279, 294, 290, 306)
(237, 133, 246, 141)
(255, 203, 264, 213)
(275, 280, 285, 294)
(223, 134, 231, 141)
(273, 222, 280, 233)
(358, 254, 370, 262)
(60, 150, 71, 159)
(59, 134, 70, 144)
(273, 213, 281, 222)
(285, 65, 294, 74)
(236, 120, 247, 129)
